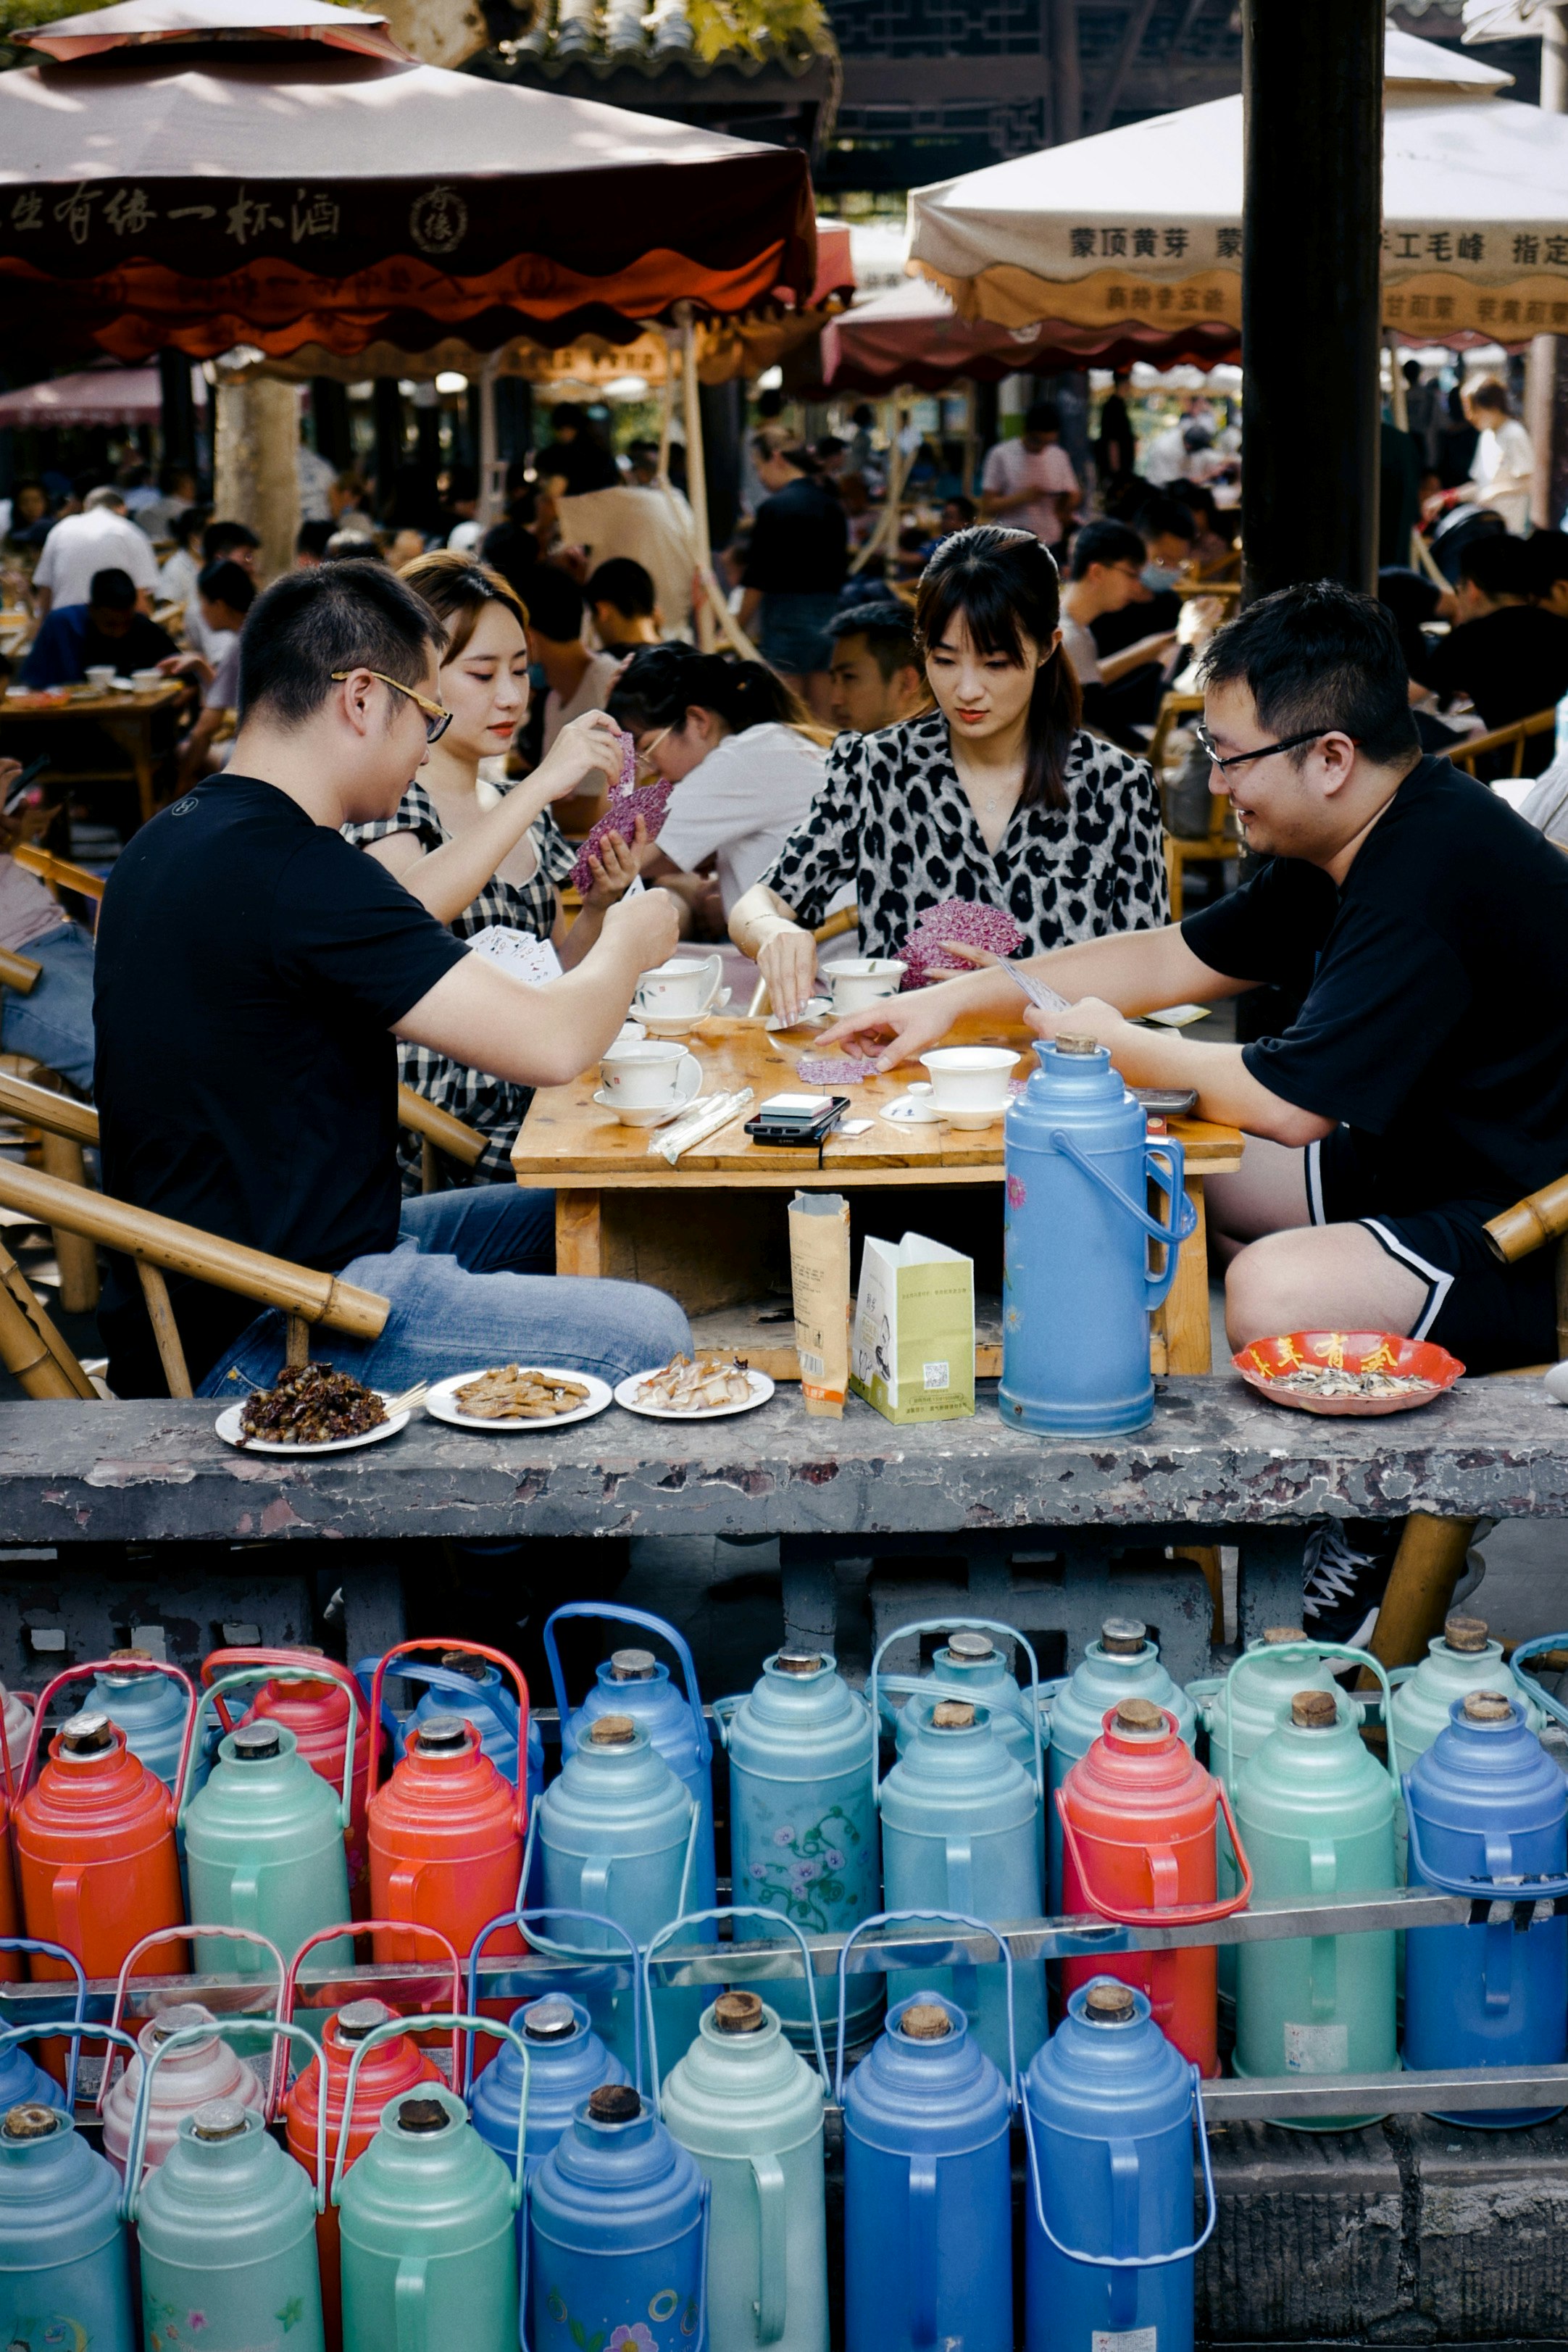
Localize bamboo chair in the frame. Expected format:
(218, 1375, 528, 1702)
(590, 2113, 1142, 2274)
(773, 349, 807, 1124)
(0, 939, 101, 1314)
(745, 904, 862, 1019)
(1147, 689, 1205, 780)
(1148, 692, 1237, 920)
(396, 1085, 488, 1193)
(11, 841, 109, 927)
(1447, 707, 1559, 780)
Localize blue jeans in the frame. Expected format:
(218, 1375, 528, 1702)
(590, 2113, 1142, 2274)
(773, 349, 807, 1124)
(195, 1185, 693, 1397)
(0, 922, 96, 1093)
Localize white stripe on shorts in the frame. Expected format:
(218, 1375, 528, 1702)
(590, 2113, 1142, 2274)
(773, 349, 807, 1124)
(1305, 1137, 1327, 1227)
(1359, 1218, 1454, 1343)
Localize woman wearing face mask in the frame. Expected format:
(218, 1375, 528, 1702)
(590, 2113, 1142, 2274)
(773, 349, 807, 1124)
(728, 525, 1169, 1025)
(345, 551, 646, 1179)
(608, 645, 830, 938)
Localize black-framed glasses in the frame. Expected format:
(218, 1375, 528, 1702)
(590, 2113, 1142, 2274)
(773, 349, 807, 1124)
(1193, 721, 1356, 773)
(331, 668, 452, 743)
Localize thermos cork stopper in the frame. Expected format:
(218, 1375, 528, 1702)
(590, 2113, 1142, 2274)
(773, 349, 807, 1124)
(398, 2096, 452, 2134)
(1101, 1618, 1148, 1655)
(1263, 1627, 1306, 1646)
(1463, 1691, 1514, 1723)
(414, 1714, 468, 1753)
(1291, 1690, 1338, 1728)
(58, 1712, 113, 1755)
(714, 1992, 765, 2035)
(151, 2003, 215, 2043)
(948, 1631, 996, 1661)
(338, 2000, 396, 2043)
(930, 1701, 975, 1728)
(1444, 1615, 1489, 1653)
(1055, 1035, 1101, 1056)
(230, 1724, 281, 1760)
(524, 1998, 579, 2043)
(588, 2085, 642, 2124)
(609, 1648, 656, 1680)
(589, 1714, 637, 1745)
(2, 2105, 59, 2140)
(775, 1650, 825, 1675)
(899, 2003, 952, 2040)
(106, 1647, 153, 1666)
(191, 2101, 249, 2141)
(1113, 1698, 1166, 1735)
(1085, 1982, 1136, 2021)
(438, 1650, 486, 1680)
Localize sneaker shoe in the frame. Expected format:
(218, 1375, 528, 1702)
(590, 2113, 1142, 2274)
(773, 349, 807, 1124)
(1301, 1522, 1397, 1651)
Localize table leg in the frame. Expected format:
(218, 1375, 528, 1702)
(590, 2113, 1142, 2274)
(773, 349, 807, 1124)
(556, 1190, 604, 1278)
(1365, 1514, 1480, 1674)
(1158, 1174, 1212, 1375)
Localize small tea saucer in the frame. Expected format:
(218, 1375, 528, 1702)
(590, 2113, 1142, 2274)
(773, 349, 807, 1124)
(593, 1087, 693, 1130)
(638, 988, 732, 1038)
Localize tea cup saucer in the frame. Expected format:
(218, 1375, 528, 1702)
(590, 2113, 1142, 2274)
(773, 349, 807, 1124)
(593, 1087, 692, 1130)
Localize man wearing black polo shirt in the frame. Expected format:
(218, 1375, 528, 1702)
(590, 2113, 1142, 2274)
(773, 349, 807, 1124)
(93, 559, 691, 1401)
(818, 580, 1568, 1641)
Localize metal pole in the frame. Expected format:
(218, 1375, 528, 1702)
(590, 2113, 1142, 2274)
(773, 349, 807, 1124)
(1240, 0, 1384, 600)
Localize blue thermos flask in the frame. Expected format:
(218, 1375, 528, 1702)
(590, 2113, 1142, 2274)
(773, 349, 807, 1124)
(1001, 1038, 1193, 1434)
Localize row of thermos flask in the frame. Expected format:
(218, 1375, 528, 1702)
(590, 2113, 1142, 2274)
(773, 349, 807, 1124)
(0, 1956, 1212, 2352)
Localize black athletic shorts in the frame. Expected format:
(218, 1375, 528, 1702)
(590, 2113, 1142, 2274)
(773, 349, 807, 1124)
(1307, 1125, 1556, 1375)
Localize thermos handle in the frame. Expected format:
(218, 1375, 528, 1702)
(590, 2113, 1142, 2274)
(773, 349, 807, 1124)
(751, 2150, 788, 2345)
(467, 1906, 643, 2092)
(367, 1641, 530, 1828)
(876, 1672, 1035, 1740)
(395, 2256, 428, 2352)
(1220, 1640, 1398, 1806)
(907, 2152, 939, 2350)
(580, 1853, 614, 1912)
(178, 1664, 359, 1832)
(360, 1657, 520, 1740)
(1509, 1630, 1568, 1730)
(1022, 2056, 1217, 2268)
(709, 1694, 741, 1751)
(1404, 1762, 1568, 1901)
(124, 2017, 328, 2222)
(870, 1619, 1046, 1806)
(0, 1939, 88, 2108)
(105, 1924, 283, 2116)
(280, 1919, 462, 2109)
(333, 2014, 530, 2210)
(542, 1603, 712, 1767)
(1056, 1719, 1254, 1925)
(643, 1906, 827, 2107)
(20, 1656, 198, 1820)
(835, 1911, 1016, 2108)
(1040, 1129, 1194, 1310)
(203, 1646, 365, 1739)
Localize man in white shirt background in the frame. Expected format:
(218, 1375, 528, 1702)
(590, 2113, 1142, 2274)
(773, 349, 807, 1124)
(978, 401, 1080, 549)
(553, 480, 698, 640)
(33, 483, 161, 616)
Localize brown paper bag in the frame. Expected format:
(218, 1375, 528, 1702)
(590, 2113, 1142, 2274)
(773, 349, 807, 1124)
(788, 1191, 851, 1417)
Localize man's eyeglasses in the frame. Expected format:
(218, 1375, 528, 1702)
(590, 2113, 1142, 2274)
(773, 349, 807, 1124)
(331, 668, 452, 743)
(1193, 721, 1357, 773)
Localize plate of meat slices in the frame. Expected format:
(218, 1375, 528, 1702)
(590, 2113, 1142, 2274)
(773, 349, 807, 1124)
(215, 1362, 409, 1452)
(1233, 1330, 1464, 1417)
(614, 1352, 775, 1420)
(426, 1365, 613, 1430)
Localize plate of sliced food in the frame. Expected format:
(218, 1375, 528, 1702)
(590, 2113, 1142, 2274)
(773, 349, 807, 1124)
(614, 1352, 775, 1420)
(1233, 1330, 1464, 1417)
(426, 1364, 612, 1430)
(215, 1363, 409, 1452)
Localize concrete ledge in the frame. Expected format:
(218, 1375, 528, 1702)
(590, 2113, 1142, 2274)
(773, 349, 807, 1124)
(0, 1376, 1564, 1547)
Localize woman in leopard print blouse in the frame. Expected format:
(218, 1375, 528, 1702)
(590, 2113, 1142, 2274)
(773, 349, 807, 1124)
(730, 526, 1169, 1022)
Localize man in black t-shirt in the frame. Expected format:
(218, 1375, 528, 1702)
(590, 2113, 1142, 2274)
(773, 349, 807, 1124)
(1430, 535, 1568, 773)
(817, 581, 1568, 1642)
(94, 559, 691, 1401)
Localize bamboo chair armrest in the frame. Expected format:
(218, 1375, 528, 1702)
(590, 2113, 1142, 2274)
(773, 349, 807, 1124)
(396, 1085, 485, 1169)
(0, 947, 41, 995)
(0, 1069, 99, 1146)
(10, 843, 107, 901)
(1484, 1175, 1568, 1264)
(0, 1162, 388, 1339)
(1449, 707, 1559, 771)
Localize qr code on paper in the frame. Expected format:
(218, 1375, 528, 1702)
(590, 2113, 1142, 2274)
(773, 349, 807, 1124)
(922, 1361, 950, 1390)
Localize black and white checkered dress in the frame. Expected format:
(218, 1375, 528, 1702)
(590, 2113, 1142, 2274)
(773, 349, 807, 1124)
(345, 780, 575, 1185)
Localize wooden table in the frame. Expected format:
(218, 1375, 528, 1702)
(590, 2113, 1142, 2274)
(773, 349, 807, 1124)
(514, 1014, 1243, 1377)
(0, 680, 183, 824)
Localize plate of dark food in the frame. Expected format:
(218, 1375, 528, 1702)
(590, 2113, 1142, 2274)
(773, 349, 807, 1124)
(214, 1361, 410, 1452)
(1233, 1330, 1464, 1417)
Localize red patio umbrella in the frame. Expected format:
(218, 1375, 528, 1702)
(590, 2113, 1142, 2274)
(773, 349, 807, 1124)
(814, 276, 1239, 396)
(0, 0, 817, 362)
(0, 360, 204, 425)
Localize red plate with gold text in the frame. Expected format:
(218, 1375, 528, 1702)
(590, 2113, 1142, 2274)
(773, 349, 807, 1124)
(1233, 1330, 1464, 1417)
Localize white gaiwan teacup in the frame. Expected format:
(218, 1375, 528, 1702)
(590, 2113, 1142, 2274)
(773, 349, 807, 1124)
(824, 958, 905, 1014)
(918, 1046, 1019, 1130)
(634, 954, 724, 1025)
(596, 1038, 703, 1127)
